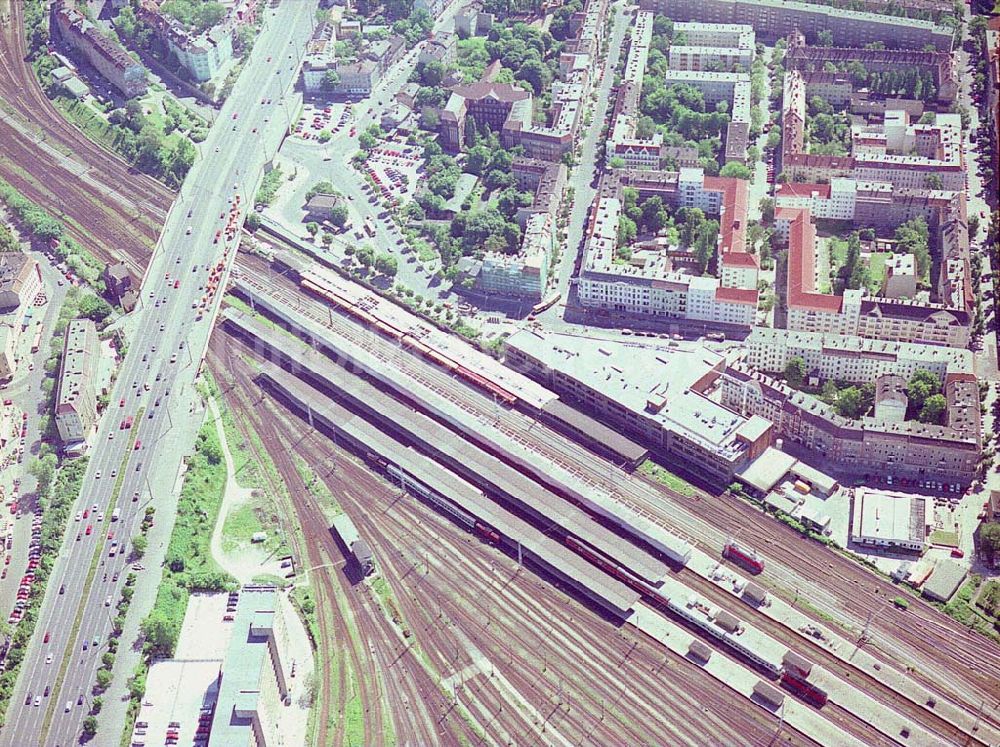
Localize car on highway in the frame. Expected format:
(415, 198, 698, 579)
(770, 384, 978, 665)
(85, 525, 92, 536)
(45, 653, 52, 664)
(75, 512, 81, 522)
(33, 696, 39, 707)
(95, 470, 101, 479)
(43, 631, 49, 643)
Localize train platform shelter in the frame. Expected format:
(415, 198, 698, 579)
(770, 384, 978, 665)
(227, 310, 669, 584)
(258, 362, 642, 617)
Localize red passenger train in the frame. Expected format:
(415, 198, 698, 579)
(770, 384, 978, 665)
(780, 672, 828, 707)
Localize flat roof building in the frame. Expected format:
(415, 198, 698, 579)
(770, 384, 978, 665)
(209, 586, 294, 746)
(504, 329, 772, 483)
(850, 488, 927, 552)
(55, 319, 98, 450)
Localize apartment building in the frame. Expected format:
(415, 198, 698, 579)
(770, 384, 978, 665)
(0, 254, 43, 326)
(668, 22, 754, 71)
(473, 159, 566, 300)
(781, 68, 964, 188)
(721, 362, 980, 482)
(136, 0, 233, 82)
(577, 170, 758, 327)
(504, 329, 772, 483)
(637, 0, 953, 51)
(606, 13, 662, 170)
(53, 1, 147, 97)
(744, 326, 974, 384)
(440, 82, 532, 150)
(784, 30, 958, 103)
(782, 206, 971, 347)
(55, 319, 98, 449)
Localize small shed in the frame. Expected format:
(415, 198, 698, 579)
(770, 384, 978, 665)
(782, 650, 813, 678)
(742, 581, 768, 607)
(753, 680, 785, 708)
(688, 639, 712, 662)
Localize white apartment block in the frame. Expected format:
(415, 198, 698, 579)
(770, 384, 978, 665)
(606, 12, 658, 169)
(478, 212, 552, 300)
(167, 25, 233, 82)
(55, 319, 98, 448)
(669, 22, 754, 71)
(664, 70, 752, 124)
(745, 326, 973, 384)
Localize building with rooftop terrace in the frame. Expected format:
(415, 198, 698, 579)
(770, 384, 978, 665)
(504, 330, 772, 483)
(55, 319, 98, 449)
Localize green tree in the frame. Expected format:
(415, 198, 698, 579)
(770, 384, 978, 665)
(375, 254, 398, 276)
(329, 204, 349, 227)
(356, 245, 375, 267)
(245, 211, 261, 231)
(82, 716, 98, 736)
(141, 609, 180, 657)
(305, 222, 319, 236)
(322, 70, 341, 92)
(719, 162, 752, 180)
(835, 386, 865, 419)
(919, 393, 947, 424)
(783, 356, 807, 388)
(981, 523, 1000, 558)
(906, 369, 940, 411)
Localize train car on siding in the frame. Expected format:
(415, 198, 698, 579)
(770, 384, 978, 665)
(723, 540, 765, 574)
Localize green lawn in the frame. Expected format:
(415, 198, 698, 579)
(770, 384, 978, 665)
(638, 459, 698, 497)
(928, 529, 959, 546)
(866, 252, 890, 288)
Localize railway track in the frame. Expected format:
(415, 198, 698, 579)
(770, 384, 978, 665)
(220, 328, 842, 747)
(0, 1, 171, 270)
(212, 347, 475, 747)
(283, 408, 821, 746)
(679, 568, 982, 747)
(232, 254, 1000, 732)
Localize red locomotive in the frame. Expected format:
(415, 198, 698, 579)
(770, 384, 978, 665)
(723, 540, 765, 574)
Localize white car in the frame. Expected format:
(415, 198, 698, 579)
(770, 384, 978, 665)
(46, 654, 52, 664)
(75, 512, 81, 522)
(104, 596, 111, 607)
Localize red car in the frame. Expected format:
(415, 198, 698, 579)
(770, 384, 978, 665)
(43, 632, 50, 643)
(119, 399, 125, 407)
(134, 440, 142, 451)
(85, 525, 92, 536)
(951, 548, 965, 558)
(174, 279, 180, 289)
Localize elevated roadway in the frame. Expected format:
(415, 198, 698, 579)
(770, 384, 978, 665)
(1, 1, 320, 744)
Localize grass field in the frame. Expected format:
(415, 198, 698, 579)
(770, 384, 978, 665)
(638, 459, 698, 497)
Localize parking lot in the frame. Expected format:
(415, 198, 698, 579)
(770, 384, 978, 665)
(292, 102, 352, 141)
(363, 145, 422, 206)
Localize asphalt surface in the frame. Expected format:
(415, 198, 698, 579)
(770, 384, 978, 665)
(1, 2, 319, 744)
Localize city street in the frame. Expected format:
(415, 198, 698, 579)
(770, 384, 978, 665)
(2, 1, 320, 743)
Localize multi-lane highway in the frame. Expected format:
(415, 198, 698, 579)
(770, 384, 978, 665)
(1, 1, 319, 743)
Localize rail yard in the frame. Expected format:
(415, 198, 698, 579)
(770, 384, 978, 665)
(216, 242, 1000, 746)
(0, 0, 997, 742)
